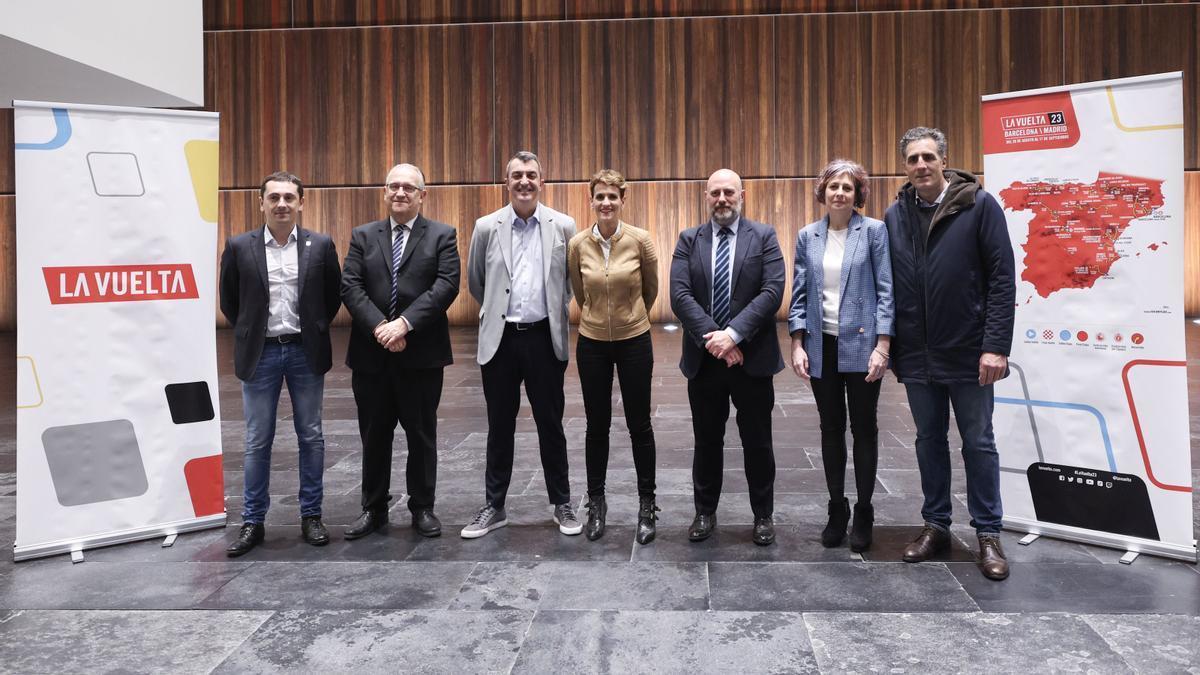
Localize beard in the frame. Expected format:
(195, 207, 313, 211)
(710, 204, 739, 226)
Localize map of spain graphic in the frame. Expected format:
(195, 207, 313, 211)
(1000, 172, 1165, 298)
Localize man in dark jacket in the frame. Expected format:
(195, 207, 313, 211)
(884, 127, 1015, 581)
(670, 168, 785, 546)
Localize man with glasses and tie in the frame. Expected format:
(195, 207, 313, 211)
(669, 169, 786, 546)
(341, 163, 461, 540)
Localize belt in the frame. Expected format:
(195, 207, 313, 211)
(265, 333, 301, 344)
(505, 318, 549, 332)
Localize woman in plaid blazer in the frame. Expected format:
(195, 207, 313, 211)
(787, 159, 894, 553)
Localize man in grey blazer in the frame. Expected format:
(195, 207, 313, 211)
(670, 168, 786, 546)
(462, 151, 581, 538)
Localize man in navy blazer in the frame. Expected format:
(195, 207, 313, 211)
(669, 168, 785, 545)
(340, 163, 460, 540)
(219, 171, 342, 557)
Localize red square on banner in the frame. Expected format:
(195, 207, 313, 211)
(183, 455, 224, 517)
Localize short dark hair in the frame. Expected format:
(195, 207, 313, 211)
(814, 159, 870, 209)
(260, 171, 303, 198)
(505, 150, 542, 177)
(898, 127, 948, 160)
(589, 169, 627, 198)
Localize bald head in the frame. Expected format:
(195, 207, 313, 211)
(387, 163, 426, 190)
(705, 168, 744, 226)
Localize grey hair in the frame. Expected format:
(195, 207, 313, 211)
(898, 127, 948, 159)
(505, 150, 542, 177)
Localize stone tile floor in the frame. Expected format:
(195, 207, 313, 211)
(1, 325, 1198, 673)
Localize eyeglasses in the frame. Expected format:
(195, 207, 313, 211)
(385, 183, 422, 195)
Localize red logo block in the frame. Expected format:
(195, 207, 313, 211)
(43, 264, 199, 304)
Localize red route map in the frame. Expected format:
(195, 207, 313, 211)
(999, 172, 1165, 298)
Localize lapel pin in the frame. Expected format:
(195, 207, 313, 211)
(306, 240, 311, 246)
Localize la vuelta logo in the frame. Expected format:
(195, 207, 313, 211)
(43, 264, 199, 304)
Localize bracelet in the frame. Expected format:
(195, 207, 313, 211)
(873, 348, 890, 359)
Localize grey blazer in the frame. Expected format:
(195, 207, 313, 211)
(467, 203, 577, 365)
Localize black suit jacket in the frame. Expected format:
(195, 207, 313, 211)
(669, 218, 786, 379)
(341, 215, 460, 372)
(219, 226, 342, 381)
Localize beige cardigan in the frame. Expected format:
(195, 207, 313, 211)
(567, 222, 658, 341)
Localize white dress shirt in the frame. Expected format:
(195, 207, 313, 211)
(264, 225, 301, 337)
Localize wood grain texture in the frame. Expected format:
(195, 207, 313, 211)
(205, 24, 494, 189)
(1185, 171, 1200, 316)
(0, 108, 12, 195)
(860, 8, 1062, 177)
(1065, 4, 1200, 169)
(494, 17, 776, 183)
(775, 12, 865, 177)
(858, 0, 1141, 9)
(565, 1, 839, 20)
(0, 196, 12, 331)
(203, 0, 291, 30)
(293, 0, 564, 26)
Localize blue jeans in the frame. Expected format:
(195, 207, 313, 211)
(241, 341, 326, 523)
(904, 381, 1003, 533)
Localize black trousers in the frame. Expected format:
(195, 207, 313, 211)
(577, 331, 656, 500)
(480, 321, 570, 508)
(808, 334, 882, 504)
(351, 365, 444, 514)
(688, 354, 776, 518)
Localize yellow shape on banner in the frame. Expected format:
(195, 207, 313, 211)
(1106, 87, 1184, 133)
(184, 140, 219, 223)
(16, 356, 44, 408)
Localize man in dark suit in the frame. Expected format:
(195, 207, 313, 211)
(669, 168, 785, 546)
(340, 163, 460, 540)
(219, 171, 342, 557)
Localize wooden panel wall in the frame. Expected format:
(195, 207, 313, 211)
(3, 2, 1199, 332)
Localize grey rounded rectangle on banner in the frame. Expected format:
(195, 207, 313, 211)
(41, 419, 150, 507)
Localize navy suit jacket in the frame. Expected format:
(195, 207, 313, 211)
(669, 218, 786, 379)
(340, 214, 460, 372)
(219, 226, 342, 381)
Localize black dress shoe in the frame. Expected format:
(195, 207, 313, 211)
(688, 513, 716, 541)
(301, 515, 329, 546)
(226, 523, 264, 558)
(344, 510, 388, 540)
(848, 503, 874, 552)
(753, 516, 775, 546)
(411, 508, 442, 538)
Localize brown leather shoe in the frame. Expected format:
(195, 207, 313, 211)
(977, 534, 1010, 580)
(901, 525, 951, 562)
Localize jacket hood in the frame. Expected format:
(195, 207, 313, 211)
(898, 169, 981, 234)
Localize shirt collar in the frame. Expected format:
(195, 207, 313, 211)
(390, 214, 418, 231)
(512, 204, 541, 230)
(710, 217, 740, 237)
(591, 222, 622, 241)
(263, 224, 298, 245)
(916, 184, 949, 208)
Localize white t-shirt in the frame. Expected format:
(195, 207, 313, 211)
(821, 227, 848, 336)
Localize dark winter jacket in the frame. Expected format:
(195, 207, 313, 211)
(883, 169, 1015, 384)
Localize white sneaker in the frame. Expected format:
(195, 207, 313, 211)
(460, 504, 508, 539)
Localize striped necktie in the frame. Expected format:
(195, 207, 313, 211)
(712, 226, 732, 327)
(388, 224, 407, 319)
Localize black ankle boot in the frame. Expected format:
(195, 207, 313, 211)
(849, 503, 874, 552)
(585, 495, 607, 541)
(821, 498, 851, 547)
(636, 496, 660, 545)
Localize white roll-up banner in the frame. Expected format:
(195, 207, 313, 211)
(14, 101, 224, 561)
(982, 73, 1195, 562)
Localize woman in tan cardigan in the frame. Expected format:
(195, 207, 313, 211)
(568, 169, 660, 544)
